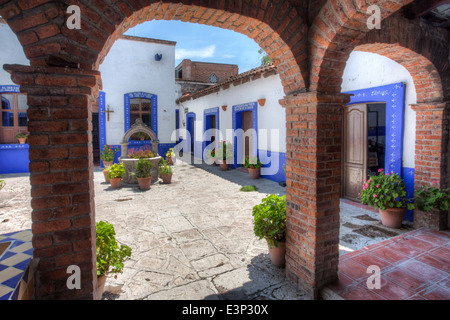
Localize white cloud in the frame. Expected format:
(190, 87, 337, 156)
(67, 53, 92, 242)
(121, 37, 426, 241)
(175, 45, 216, 60)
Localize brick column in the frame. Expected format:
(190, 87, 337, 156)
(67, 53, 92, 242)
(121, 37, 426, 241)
(4, 64, 100, 300)
(281, 92, 350, 299)
(412, 102, 450, 189)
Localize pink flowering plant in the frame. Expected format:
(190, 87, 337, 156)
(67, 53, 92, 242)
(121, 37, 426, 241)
(359, 169, 414, 211)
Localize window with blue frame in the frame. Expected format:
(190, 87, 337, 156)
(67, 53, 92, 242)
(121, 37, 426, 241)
(124, 92, 158, 138)
(1, 92, 28, 144)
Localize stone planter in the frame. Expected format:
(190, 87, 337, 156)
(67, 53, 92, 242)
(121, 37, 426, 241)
(413, 208, 449, 231)
(119, 156, 161, 184)
(248, 168, 260, 179)
(379, 207, 406, 228)
(268, 241, 286, 267)
(110, 178, 122, 189)
(137, 177, 152, 190)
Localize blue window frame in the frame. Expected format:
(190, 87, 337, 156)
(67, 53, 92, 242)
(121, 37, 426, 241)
(124, 92, 158, 137)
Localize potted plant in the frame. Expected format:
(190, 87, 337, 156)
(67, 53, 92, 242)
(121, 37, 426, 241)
(413, 182, 450, 230)
(107, 163, 125, 188)
(359, 169, 414, 228)
(165, 148, 175, 165)
(217, 140, 234, 171)
(100, 144, 119, 168)
(15, 132, 28, 144)
(159, 159, 173, 184)
(102, 165, 111, 184)
(244, 156, 262, 179)
(135, 158, 154, 190)
(252, 194, 286, 267)
(96, 221, 132, 300)
(206, 148, 217, 165)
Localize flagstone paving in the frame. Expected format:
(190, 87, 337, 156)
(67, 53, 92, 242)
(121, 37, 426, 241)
(0, 159, 420, 300)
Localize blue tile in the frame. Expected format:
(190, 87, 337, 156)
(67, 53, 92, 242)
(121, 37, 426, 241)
(0, 291, 12, 300)
(2, 273, 22, 289)
(13, 258, 31, 271)
(0, 264, 8, 272)
(11, 283, 20, 300)
(23, 248, 33, 256)
(0, 250, 16, 261)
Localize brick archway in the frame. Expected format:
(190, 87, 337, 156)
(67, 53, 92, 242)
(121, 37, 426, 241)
(0, 0, 312, 300)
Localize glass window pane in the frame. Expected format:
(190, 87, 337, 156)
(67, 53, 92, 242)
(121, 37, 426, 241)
(130, 114, 139, 126)
(1, 94, 13, 110)
(18, 112, 27, 127)
(2, 111, 14, 127)
(142, 114, 151, 127)
(141, 100, 151, 112)
(130, 98, 140, 112)
(17, 94, 28, 111)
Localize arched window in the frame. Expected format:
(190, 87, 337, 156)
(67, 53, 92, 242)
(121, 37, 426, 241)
(130, 97, 152, 128)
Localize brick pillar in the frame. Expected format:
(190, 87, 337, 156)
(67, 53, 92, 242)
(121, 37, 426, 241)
(281, 92, 350, 299)
(4, 64, 100, 300)
(412, 102, 450, 189)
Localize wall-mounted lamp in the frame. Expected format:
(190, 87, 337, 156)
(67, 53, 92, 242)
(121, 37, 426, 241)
(258, 99, 266, 106)
(221, 105, 227, 111)
(155, 54, 162, 61)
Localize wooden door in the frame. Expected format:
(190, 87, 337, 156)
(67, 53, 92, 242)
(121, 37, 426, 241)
(210, 115, 216, 145)
(242, 111, 253, 158)
(343, 104, 367, 201)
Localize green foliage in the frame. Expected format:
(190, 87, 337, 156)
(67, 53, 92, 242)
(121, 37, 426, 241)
(0, 176, 5, 191)
(258, 49, 273, 66)
(107, 163, 125, 179)
(217, 141, 234, 161)
(159, 159, 173, 175)
(165, 148, 175, 159)
(100, 144, 119, 162)
(414, 183, 450, 212)
(252, 194, 286, 248)
(359, 169, 414, 211)
(135, 159, 154, 178)
(15, 132, 28, 139)
(96, 221, 132, 277)
(244, 156, 262, 169)
(240, 185, 258, 192)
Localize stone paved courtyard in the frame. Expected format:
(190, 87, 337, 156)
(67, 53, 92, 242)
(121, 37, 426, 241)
(0, 159, 414, 300)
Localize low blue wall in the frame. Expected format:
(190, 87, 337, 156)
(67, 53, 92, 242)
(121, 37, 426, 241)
(0, 144, 30, 174)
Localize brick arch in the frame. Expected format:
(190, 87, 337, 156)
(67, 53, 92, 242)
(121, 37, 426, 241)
(1, 0, 310, 96)
(308, 0, 416, 94)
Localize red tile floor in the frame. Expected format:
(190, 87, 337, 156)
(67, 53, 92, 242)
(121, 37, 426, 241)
(325, 228, 450, 300)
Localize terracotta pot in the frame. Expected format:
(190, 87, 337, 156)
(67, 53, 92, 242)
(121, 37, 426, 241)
(95, 274, 107, 300)
(160, 173, 172, 184)
(103, 161, 113, 168)
(220, 163, 229, 171)
(379, 207, 407, 228)
(268, 241, 286, 267)
(248, 168, 260, 179)
(167, 157, 174, 165)
(137, 176, 152, 190)
(110, 177, 122, 188)
(18, 138, 27, 144)
(102, 170, 110, 183)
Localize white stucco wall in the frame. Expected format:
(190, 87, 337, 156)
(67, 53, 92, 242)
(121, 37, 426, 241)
(177, 72, 286, 154)
(341, 51, 417, 169)
(0, 23, 29, 85)
(100, 38, 176, 145)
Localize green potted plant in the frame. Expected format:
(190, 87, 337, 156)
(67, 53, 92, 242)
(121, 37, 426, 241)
(135, 158, 154, 190)
(100, 144, 119, 167)
(359, 169, 414, 228)
(0, 176, 5, 191)
(252, 194, 286, 267)
(15, 132, 28, 144)
(96, 221, 132, 300)
(217, 140, 234, 171)
(413, 182, 450, 230)
(159, 159, 173, 184)
(244, 156, 262, 179)
(107, 163, 125, 188)
(165, 148, 175, 165)
(206, 148, 217, 165)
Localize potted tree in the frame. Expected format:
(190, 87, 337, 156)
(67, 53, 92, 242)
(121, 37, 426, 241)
(244, 156, 262, 179)
(15, 132, 28, 144)
(413, 182, 450, 230)
(360, 169, 414, 228)
(135, 158, 154, 190)
(100, 144, 119, 168)
(107, 163, 125, 189)
(217, 140, 234, 171)
(96, 221, 132, 300)
(159, 159, 173, 184)
(252, 194, 286, 267)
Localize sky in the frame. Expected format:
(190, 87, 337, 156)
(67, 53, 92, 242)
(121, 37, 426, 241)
(124, 20, 264, 73)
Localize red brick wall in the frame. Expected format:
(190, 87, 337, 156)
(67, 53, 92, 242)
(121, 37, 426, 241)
(180, 59, 238, 83)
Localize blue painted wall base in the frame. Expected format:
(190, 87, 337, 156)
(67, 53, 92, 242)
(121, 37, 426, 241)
(0, 144, 29, 174)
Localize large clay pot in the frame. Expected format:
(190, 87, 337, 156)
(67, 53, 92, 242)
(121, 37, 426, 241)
(220, 163, 229, 171)
(110, 178, 122, 189)
(103, 161, 113, 168)
(379, 207, 407, 228)
(137, 176, 152, 190)
(18, 138, 27, 144)
(160, 173, 172, 184)
(248, 168, 260, 179)
(268, 241, 286, 267)
(95, 274, 107, 300)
